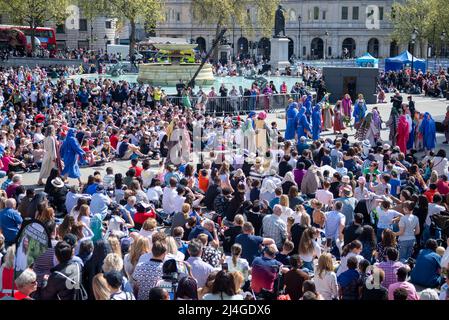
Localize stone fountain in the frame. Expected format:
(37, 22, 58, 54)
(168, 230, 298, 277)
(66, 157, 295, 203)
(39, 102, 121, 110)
(137, 42, 215, 86)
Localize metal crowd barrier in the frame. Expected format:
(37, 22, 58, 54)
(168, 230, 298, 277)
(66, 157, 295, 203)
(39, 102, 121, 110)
(165, 92, 316, 116)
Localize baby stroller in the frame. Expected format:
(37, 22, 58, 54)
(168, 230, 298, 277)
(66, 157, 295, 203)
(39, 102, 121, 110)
(431, 213, 449, 246)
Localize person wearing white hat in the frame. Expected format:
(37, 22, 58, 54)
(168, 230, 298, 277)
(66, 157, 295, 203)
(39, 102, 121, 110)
(335, 186, 357, 227)
(354, 176, 370, 201)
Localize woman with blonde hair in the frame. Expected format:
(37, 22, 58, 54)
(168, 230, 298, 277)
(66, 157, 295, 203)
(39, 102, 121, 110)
(279, 195, 294, 224)
(108, 235, 122, 258)
(123, 235, 150, 278)
(139, 218, 157, 245)
(298, 227, 321, 272)
(165, 236, 185, 261)
(92, 273, 111, 300)
(171, 203, 191, 231)
(102, 252, 134, 293)
(314, 253, 338, 300)
(0, 245, 16, 298)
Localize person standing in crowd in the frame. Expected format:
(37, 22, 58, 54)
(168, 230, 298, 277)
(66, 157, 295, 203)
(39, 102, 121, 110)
(60, 128, 85, 186)
(419, 112, 437, 154)
(37, 125, 58, 186)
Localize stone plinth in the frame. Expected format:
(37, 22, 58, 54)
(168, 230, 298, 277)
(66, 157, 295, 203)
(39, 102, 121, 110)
(270, 37, 290, 71)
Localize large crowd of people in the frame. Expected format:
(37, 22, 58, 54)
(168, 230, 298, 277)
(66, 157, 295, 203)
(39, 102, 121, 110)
(0, 62, 448, 302)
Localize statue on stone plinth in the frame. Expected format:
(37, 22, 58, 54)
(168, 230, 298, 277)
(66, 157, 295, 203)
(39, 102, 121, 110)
(274, 5, 286, 38)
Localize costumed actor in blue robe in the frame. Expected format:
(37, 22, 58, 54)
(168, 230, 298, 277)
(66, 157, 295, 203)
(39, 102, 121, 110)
(353, 99, 367, 129)
(61, 128, 86, 185)
(419, 112, 436, 154)
(312, 104, 322, 141)
(304, 94, 313, 122)
(295, 107, 311, 142)
(285, 101, 298, 140)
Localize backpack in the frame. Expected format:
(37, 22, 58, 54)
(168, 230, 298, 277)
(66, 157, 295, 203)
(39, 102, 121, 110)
(54, 263, 88, 301)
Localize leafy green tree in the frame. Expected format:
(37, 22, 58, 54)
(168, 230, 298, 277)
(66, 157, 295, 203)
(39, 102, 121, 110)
(192, 0, 280, 59)
(108, 0, 165, 57)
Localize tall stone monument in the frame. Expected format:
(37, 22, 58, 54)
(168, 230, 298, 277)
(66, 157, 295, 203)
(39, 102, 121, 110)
(271, 5, 290, 71)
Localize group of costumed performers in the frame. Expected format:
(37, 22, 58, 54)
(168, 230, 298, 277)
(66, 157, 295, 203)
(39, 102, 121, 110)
(283, 92, 436, 156)
(243, 111, 273, 155)
(354, 107, 382, 146)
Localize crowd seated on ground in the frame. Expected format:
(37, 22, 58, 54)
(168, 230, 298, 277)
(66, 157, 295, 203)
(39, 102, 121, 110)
(0, 64, 448, 301)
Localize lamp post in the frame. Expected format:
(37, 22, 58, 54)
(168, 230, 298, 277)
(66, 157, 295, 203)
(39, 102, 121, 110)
(104, 35, 108, 53)
(324, 31, 329, 60)
(298, 15, 302, 59)
(440, 31, 447, 67)
(411, 28, 418, 76)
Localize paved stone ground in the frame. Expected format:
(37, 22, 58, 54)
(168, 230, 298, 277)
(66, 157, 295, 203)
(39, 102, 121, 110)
(14, 92, 449, 189)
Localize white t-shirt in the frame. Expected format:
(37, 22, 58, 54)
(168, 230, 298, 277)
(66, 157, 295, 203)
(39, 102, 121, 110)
(398, 214, 419, 241)
(376, 207, 402, 229)
(315, 189, 334, 207)
(425, 204, 445, 226)
(224, 256, 250, 282)
(141, 169, 154, 189)
(299, 240, 321, 263)
(336, 252, 364, 276)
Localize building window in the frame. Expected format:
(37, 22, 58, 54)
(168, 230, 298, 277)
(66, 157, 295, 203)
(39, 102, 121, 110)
(313, 7, 319, 20)
(105, 21, 112, 29)
(352, 7, 359, 20)
(176, 12, 180, 21)
(303, 46, 306, 57)
(56, 24, 65, 34)
(322, 11, 326, 20)
(328, 46, 332, 57)
(379, 7, 384, 20)
(78, 40, 89, 49)
(79, 19, 88, 31)
(342, 7, 348, 20)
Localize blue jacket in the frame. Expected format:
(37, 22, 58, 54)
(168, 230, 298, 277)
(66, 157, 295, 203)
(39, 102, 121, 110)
(61, 128, 85, 179)
(0, 208, 23, 244)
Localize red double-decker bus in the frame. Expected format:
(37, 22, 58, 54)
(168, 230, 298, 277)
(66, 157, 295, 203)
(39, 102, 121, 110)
(0, 25, 57, 56)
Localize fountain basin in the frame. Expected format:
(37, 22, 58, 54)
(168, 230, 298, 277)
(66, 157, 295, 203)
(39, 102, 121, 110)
(137, 62, 215, 86)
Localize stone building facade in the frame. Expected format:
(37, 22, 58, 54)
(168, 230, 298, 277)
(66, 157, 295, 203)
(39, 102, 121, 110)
(155, 0, 406, 59)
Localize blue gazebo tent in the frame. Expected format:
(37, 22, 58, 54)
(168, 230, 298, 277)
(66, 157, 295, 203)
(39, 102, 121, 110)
(384, 50, 426, 72)
(356, 53, 379, 67)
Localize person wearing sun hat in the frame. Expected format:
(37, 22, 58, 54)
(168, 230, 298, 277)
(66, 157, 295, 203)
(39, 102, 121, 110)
(336, 186, 357, 227)
(255, 111, 271, 154)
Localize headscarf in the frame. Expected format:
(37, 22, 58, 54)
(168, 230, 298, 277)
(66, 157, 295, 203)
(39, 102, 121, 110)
(282, 172, 297, 185)
(258, 111, 267, 120)
(260, 179, 278, 194)
(372, 109, 381, 127)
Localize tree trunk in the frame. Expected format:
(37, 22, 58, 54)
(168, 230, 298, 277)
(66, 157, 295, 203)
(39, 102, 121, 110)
(213, 22, 222, 63)
(129, 19, 136, 59)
